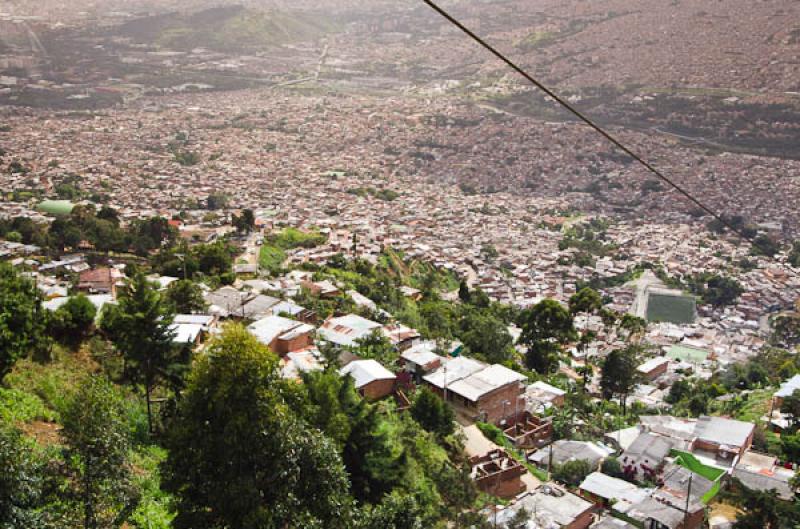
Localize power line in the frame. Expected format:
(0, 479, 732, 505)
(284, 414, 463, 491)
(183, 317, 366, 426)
(420, 0, 770, 251)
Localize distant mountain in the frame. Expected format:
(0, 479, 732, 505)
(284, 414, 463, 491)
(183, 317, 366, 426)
(110, 5, 337, 52)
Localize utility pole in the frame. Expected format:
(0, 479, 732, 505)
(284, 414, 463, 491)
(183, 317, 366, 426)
(175, 253, 187, 280)
(684, 472, 693, 529)
(443, 363, 448, 403)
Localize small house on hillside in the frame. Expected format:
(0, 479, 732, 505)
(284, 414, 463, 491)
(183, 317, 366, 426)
(248, 315, 315, 356)
(340, 359, 396, 400)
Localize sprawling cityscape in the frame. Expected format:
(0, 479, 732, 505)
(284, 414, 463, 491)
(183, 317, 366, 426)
(2, 1, 800, 528)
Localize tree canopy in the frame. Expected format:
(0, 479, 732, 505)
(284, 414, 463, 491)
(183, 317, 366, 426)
(163, 324, 353, 529)
(0, 262, 47, 380)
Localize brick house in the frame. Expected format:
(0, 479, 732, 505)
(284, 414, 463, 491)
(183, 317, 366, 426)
(77, 267, 121, 298)
(691, 415, 754, 459)
(340, 359, 396, 400)
(502, 411, 553, 449)
(423, 359, 527, 424)
(469, 449, 526, 499)
(637, 357, 670, 382)
(247, 315, 315, 356)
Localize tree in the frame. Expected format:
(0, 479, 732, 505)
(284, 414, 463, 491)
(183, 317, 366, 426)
(410, 386, 455, 439)
(101, 272, 177, 432)
(232, 209, 255, 234)
(458, 280, 471, 304)
(205, 193, 228, 210)
(600, 346, 641, 414)
(353, 329, 397, 366)
(519, 299, 576, 374)
(357, 492, 425, 529)
(340, 397, 406, 504)
(781, 390, 800, 433)
(163, 324, 353, 529)
(552, 459, 592, 487)
(504, 507, 532, 529)
(96, 206, 120, 225)
(601, 457, 625, 480)
(519, 299, 577, 347)
(790, 242, 800, 268)
(731, 483, 800, 529)
(772, 314, 800, 350)
(569, 287, 602, 315)
(525, 340, 561, 375)
(194, 241, 233, 276)
(618, 313, 646, 340)
(460, 310, 514, 364)
(688, 273, 744, 308)
(61, 376, 140, 529)
(50, 294, 97, 347)
(0, 262, 47, 380)
(165, 280, 207, 314)
(751, 234, 780, 257)
(0, 424, 48, 528)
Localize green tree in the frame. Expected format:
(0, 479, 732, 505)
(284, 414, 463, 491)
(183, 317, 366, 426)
(0, 424, 48, 528)
(731, 484, 800, 529)
(789, 242, 800, 268)
(62, 376, 140, 529)
(410, 386, 455, 439)
(771, 314, 800, 350)
(357, 492, 425, 529)
(458, 280, 471, 304)
(50, 294, 97, 347)
(163, 324, 353, 529)
(519, 299, 576, 352)
(165, 280, 207, 314)
(601, 457, 625, 479)
(519, 297, 576, 374)
(353, 329, 397, 366)
(569, 287, 602, 315)
(205, 193, 228, 210)
(96, 206, 120, 225)
(781, 390, 800, 433)
(600, 346, 641, 414)
(303, 369, 360, 446)
(232, 209, 255, 234)
(751, 234, 780, 257)
(194, 241, 233, 276)
(0, 262, 47, 380)
(552, 459, 592, 487)
(342, 399, 406, 504)
(618, 313, 647, 340)
(460, 310, 514, 364)
(505, 507, 532, 529)
(101, 272, 177, 432)
(525, 340, 561, 375)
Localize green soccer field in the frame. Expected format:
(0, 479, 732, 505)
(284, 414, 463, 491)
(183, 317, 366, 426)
(646, 292, 697, 324)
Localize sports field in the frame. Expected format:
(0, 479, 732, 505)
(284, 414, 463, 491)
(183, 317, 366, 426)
(646, 292, 696, 324)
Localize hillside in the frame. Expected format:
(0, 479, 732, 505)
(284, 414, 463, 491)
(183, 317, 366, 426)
(111, 5, 338, 52)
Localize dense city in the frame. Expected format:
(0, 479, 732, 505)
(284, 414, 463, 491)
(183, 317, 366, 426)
(2, 0, 800, 528)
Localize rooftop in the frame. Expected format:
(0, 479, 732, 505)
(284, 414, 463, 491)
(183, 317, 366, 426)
(340, 359, 396, 389)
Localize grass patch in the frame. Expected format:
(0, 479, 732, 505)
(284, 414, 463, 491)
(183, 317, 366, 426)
(258, 245, 286, 273)
(0, 388, 57, 424)
(130, 445, 176, 529)
(268, 227, 327, 250)
(4, 354, 89, 419)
